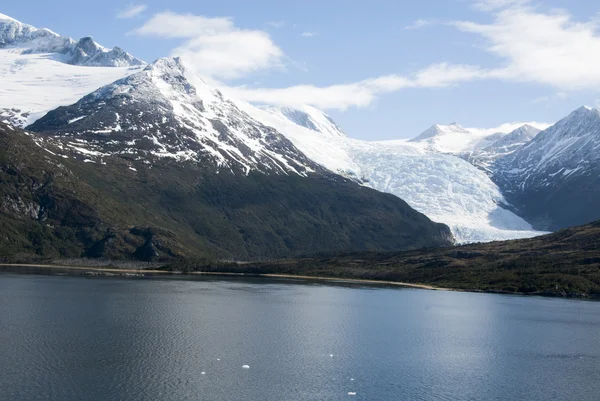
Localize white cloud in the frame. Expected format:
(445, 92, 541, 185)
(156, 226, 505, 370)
(132, 1, 600, 112)
(133, 12, 284, 80)
(116, 4, 147, 19)
(454, 2, 600, 90)
(404, 19, 435, 30)
(301, 32, 319, 37)
(224, 63, 486, 110)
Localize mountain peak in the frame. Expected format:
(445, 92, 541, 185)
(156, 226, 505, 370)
(410, 122, 470, 143)
(147, 57, 187, 75)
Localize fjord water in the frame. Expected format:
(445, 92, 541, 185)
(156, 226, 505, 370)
(1, 274, 599, 401)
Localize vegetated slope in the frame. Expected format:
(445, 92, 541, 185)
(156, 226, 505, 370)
(493, 106, 600, 231)
(0, 120, 453, 262)
(171, 220, 600, 297)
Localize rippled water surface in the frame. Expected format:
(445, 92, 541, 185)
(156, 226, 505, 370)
(1, 273, 599, 400)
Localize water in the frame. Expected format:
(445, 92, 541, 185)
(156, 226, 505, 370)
(0, 273, 599, 401)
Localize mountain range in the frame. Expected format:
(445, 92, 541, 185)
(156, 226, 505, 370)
(0, 13, 599, 261)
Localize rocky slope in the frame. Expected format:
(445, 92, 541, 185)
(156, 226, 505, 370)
(492, 106, 600, 230)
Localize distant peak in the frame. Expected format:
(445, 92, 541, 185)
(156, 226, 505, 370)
(569, 105, 600, 118)
(147, 57, 186, 74)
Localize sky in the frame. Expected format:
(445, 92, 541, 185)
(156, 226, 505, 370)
(4, 0, 600, 140)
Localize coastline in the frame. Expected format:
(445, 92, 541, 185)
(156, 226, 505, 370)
(0, 263, 595, 299)
(0, 263, 449, 291)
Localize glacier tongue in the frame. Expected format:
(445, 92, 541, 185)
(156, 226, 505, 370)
(237, 103, 547, 243)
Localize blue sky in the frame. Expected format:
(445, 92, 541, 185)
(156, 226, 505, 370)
(4, 0, 600, 140)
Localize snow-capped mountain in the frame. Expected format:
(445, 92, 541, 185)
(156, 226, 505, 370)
(0, 13, 144, 126)
(409, 121, 545, 155)
(28, 58, 320, 175)
(238, 104, 546, 243)
(463, 124, 542, 173)
(484, 124, 541, 154)
(0, 13, 144, 67)
(493, 106, 600, 230)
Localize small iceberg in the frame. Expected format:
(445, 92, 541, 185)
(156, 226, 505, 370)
(348, 392, 356, 396)
(242, 365, 250, 369)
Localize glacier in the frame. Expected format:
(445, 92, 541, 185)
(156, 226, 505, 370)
(236, 103, 547, 243)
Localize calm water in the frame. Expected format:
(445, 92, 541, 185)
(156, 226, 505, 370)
(0, 274, 599, 401)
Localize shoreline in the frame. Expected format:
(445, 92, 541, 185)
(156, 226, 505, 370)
(1, 263, 595, 299)
(0, 263, 449, 291)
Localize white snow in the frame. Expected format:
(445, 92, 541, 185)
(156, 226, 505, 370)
(67, 116, 86, 124)
(409, 122, 549, 154)
(0, 47, 141, 126)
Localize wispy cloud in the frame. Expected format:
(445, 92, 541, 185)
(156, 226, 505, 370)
(472, 0, 531, 11)
(116, 4, 147, 19)
(266, 20, 286, 28)
(133, 12, 284, 80)
(404, 19, 436, 30)
(453, 1, 600, 90)
(530, 92, 568, 105)
(225, 63, 486, 110)
(301, 32, 319, 37)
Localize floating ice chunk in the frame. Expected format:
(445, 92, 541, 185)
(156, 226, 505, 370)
(350, 378, 355, 381)
(217, 358, 221, 361)
(242, 365, 250, 369)
(348, 392, 356, 396)
(330, 354, 334, 357)
(201, 372, 206, 375)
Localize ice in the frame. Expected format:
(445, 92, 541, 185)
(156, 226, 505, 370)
(242, 365, 250, 369)
(237, 102, 547, 243)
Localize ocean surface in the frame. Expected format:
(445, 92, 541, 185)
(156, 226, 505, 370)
(1, 273, 599, 401)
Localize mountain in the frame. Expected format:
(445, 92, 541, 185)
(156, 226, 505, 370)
(0, 13, 144, 126)
(181, 219, 600, 298)
(409, 122, 545, 155)
(408, 123, 501, 154)
(492, 106, 600, 231)
(463, 124, 542, 173)
(237, 104, 545, 243)
(2, 56, 454, 260)
(0, 13, 144, 66)
(28, 58, 321, 175)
